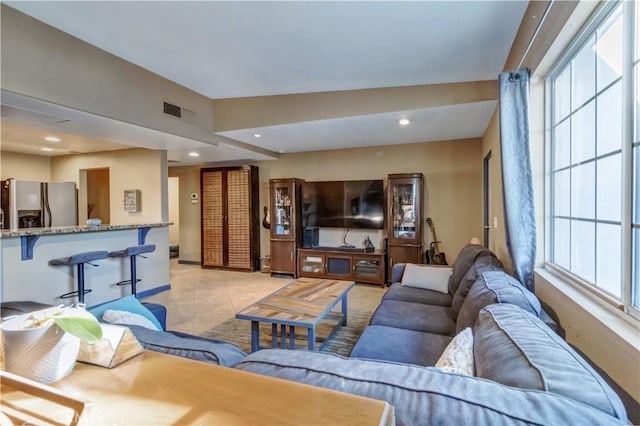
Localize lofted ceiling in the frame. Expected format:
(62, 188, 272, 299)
(1, 1, 528, 165)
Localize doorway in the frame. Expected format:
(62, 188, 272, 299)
(86, 168, 110, 223)
(483, 151, 492, 248)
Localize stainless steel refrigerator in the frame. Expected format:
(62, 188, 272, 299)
(1, 179, 78, 229)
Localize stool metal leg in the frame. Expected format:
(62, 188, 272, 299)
(130, 255, 137, 296)
(77, 263, 85, 304)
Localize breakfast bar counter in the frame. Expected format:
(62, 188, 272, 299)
(0, 223, 171, 307)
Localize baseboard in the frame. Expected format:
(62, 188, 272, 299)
(178, 260, 201, 265)
(137, 284, 171, 299)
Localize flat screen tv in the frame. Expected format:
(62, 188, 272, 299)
(302, 180, 384, 229)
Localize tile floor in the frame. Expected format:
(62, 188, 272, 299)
(145, 259, 387, 336)
(145, 259, 291, 335)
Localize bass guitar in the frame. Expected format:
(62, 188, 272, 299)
(426, 217, 448, 265)
(262, 206, 270, 229)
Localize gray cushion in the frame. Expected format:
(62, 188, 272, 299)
(370, 299, 455, 336)
(473, 304, 627, 420)
(234, 349, 627, 426)
(350, 325, 451, 366)
(382, 282, 453, 306)
(451, 254, 504, 319)
(456, 271, 541, 333)
(447, 244, 497, 295)
(126, 325, 247, 366)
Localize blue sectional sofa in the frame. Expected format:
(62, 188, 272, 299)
(234, 243, 629, 425)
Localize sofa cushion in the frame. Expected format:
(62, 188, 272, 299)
(447, 243, 497, 295)
(350, 325, 451, 366)
(450, 254, 504, 319)
(383, 282, 453, 306)
(455, 271, 541, 333)
(400, 264, 452, 293)
(370, 299, 455, 336)
(126, 325, 247, 366)
(473, 304, 627, 420)
(234, 349, 627, 426)
(435, 327, 474, 376)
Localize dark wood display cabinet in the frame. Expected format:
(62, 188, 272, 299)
(387, 173, 424, 276)
(298, 248, 386, 287)
(201, 166, 260, 271)
(269, 178, 304, 276)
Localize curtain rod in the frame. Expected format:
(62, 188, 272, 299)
(515, 0, 555, 72)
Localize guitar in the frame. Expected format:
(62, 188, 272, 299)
(425, 217, 448, 265)
(262, 206, 270, 229)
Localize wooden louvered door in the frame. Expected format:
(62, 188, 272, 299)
(201, 166, 259, 271)
(202, 170, 224, 267)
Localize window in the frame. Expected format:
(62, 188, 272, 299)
(548, 1, 638, 317)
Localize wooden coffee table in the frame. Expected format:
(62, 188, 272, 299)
(236, 278, 355, 352)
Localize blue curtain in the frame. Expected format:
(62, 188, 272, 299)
(499, 69, 536, 291)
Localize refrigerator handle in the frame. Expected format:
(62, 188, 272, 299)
(42, 182, 52, 227)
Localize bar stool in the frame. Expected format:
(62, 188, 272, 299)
(108, 244, 156, 296)
(108, 244, 166, 329)
(49, 250, 109, 304)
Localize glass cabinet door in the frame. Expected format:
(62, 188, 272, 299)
(387, 174, 423, 246)
(273, 184, 292, 237)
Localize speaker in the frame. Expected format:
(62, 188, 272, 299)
(303, 227, 319, 248)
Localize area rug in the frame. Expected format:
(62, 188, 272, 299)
(200, 284, 383, 356)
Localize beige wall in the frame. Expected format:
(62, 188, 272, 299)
(51, 148, 165, 225)
(168, 177, 180, 245)
(171, 138, 483, 264)
(0, 151, 51, 181)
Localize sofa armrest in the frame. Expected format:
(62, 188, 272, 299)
(127, 325, 247, 366)
(391, 263, 406, 283)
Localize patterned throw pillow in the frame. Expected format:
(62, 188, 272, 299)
(434, 327, 474, 376)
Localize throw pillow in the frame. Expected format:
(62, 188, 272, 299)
(89, 295, 163, 331)
(434, 327, 474, 376)
(102, 309, 160, 331)
(401, 264, 453, 293)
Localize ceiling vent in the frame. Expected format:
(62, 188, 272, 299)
(163, 101, 197, 125)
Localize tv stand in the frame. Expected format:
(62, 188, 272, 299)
(298, 248, 385, 287)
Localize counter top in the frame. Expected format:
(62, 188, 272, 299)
(0, 222, 171, 239)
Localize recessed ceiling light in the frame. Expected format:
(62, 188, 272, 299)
(45, 136, 61, 142)
(398, 118, 411, 126)
(41, 147, 54, 152)
(253, 133, 262, 138)
(188, 152, 200, 157)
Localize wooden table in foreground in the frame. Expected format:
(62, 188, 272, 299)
(1, 350, 395, 426)
(236, 278, 355, 352)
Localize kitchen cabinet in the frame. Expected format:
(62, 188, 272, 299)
(387, 173, 424, 274)
(269, 178, 304, 276)
(201, 166, 259, 271)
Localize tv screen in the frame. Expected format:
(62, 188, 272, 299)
(302, 180, 384, 229)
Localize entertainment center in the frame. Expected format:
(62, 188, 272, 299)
(268, 173, 424, 285)
(297, 248, 386, 287)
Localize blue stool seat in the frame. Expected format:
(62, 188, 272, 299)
(49, 250, 109, 303)
(108, 244, 156, 295)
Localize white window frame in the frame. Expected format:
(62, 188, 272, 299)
(545, 0, 638, 321)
